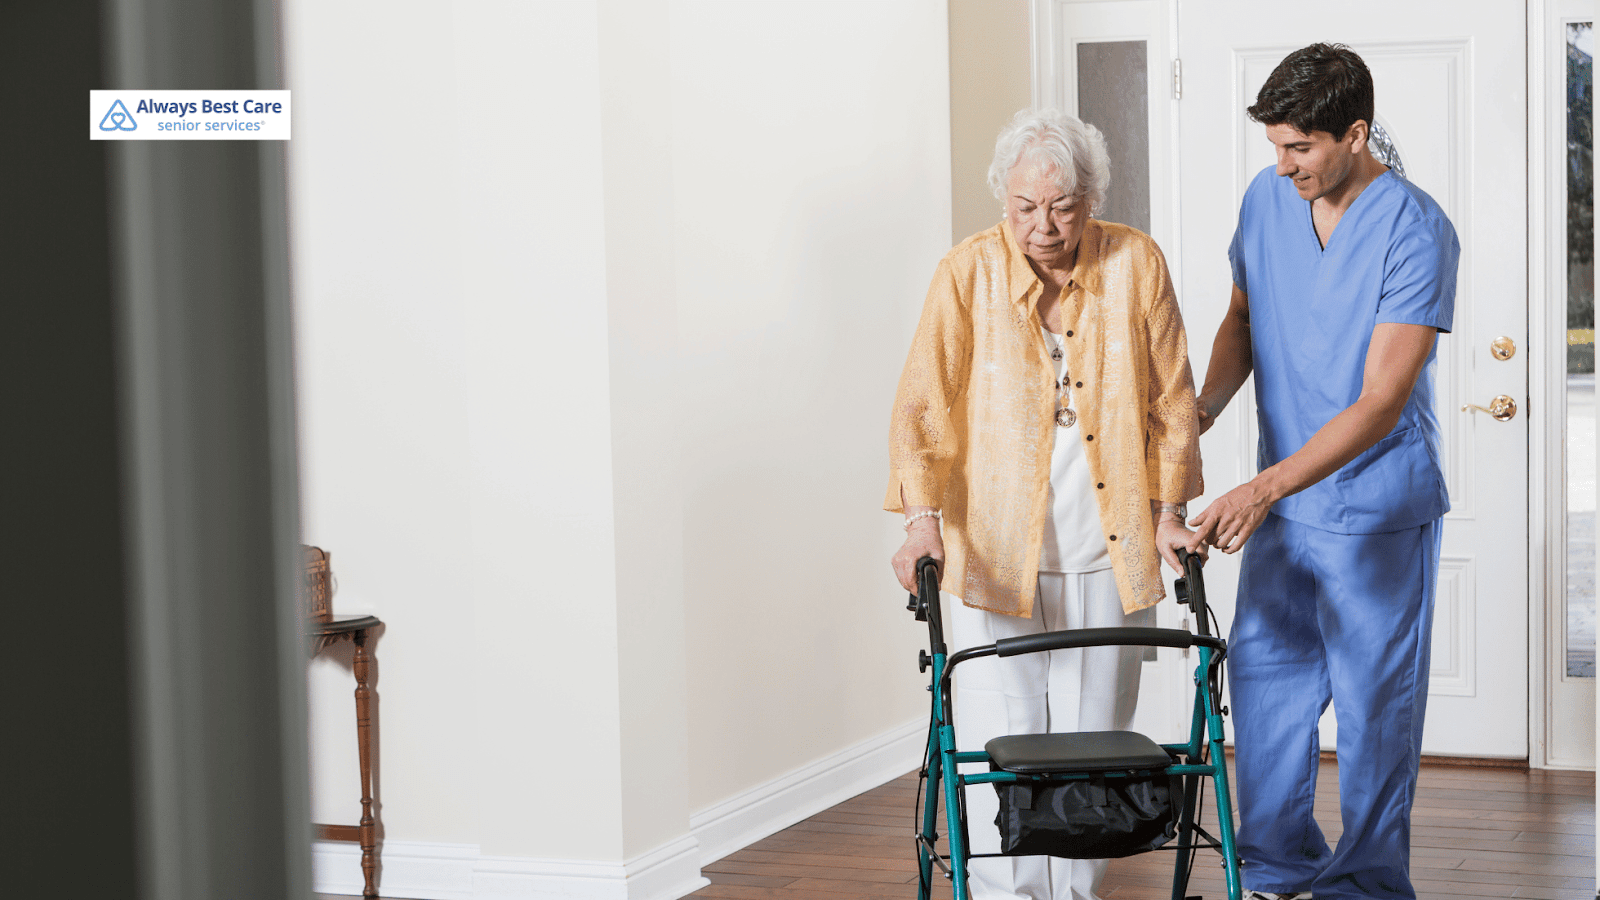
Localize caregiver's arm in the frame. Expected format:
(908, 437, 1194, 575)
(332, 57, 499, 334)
(1195, 284, 1254, 436)
(1189, 321, 1437, 552)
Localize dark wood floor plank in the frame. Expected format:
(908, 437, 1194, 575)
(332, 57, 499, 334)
(1407, 863, 1592, 889)
(783, 875, 925, 894)
(702, 860, 914, 884)
(752, 826, 915, 845)
(731, 849, 918, 873)
(694, 877, 908, 890)
(1510, 889, 1596, 900)
(704, 871, 799, 888)
(1408, 877, 1575, 898)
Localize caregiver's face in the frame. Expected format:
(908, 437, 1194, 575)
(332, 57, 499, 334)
(1266, 121, 1364, 202)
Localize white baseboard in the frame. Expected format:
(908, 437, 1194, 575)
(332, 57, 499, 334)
(689, 717, 926, 864)
(312, 718, 924, 897)
(312, 834, 708, 900)
(312, 839, 476, 899)
(471, 836, 707, 900)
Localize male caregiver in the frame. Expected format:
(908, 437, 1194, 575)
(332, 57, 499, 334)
(1188, 43, 1459, 900)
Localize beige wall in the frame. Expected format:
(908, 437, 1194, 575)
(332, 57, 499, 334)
(948, 0, 1033, 244)
(289, 0, 951, 894)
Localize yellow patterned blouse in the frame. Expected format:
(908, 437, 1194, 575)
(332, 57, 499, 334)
(885, 219, 1203, 616)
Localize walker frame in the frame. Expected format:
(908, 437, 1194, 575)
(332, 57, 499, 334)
(908, 550, 1243, 900)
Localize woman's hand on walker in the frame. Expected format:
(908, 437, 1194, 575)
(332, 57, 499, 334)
(1154, 517, 1208, 573)
(893, 518, 944, 593)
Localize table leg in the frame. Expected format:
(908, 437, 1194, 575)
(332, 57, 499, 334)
(354, 631, 378, 898)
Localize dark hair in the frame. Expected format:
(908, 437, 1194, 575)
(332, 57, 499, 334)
(1247, 43, 1374, 140)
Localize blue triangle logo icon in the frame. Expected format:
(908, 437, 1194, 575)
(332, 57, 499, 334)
(99, 99, 137, 132)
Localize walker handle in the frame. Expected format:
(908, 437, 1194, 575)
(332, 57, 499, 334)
(1175, 548, 1214, 639)
(907, 556, 941, 621)
(994, 626, 1225, 658)
(912, 556, 946, 656)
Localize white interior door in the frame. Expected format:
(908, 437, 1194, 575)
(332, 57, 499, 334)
(1174, 2, 1530, 757)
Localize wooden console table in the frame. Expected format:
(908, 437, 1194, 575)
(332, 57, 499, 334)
(310, 614, 383, 899)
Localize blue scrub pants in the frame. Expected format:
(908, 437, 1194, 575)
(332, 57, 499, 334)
(1229, 513, 1441, 900)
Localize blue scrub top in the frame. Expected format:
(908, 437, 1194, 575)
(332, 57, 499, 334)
(1229, 166, 1459, 534)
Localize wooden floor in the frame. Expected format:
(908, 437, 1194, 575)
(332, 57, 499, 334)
(314, 760, 1595, 900)
(686, 761, 1596, 900)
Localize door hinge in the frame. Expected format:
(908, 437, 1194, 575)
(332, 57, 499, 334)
(1173, 58, 1183, 99)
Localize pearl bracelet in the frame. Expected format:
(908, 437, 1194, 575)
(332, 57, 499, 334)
(904, 510, 941, 531)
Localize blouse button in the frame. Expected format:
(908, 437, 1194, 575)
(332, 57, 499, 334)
(1096, 482, 1104, 489)
(1085, 434, 1094, 441)
(1065, 330, 1074, 337)
(1109, 534, 1118, 541)
(1075, 381, 1083, 388)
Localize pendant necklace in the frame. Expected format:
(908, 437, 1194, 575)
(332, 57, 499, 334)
(1043, 327, 1076, 428)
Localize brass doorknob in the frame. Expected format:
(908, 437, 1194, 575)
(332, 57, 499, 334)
(1490, 336, 1516, 360)
(1461, 395, 1517, 421)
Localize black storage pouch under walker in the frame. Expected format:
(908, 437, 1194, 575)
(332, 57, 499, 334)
(993, 771, 1180, 858)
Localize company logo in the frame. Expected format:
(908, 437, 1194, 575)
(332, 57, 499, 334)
(98, 99, 137, 132)
(91, 90, 291, 141)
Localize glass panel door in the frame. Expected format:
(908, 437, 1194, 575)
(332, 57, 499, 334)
(1566, 21, 1594, 680)
(1077, 40, 1151, 234)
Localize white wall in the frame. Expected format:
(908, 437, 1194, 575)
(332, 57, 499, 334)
(288, 1, 951, 897)
(289, 0, 482, 847)
(668, 0, 949, 815)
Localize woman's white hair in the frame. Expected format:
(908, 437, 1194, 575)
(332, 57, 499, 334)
(987, 109, 1111, 214)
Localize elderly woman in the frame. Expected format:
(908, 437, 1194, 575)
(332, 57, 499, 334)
(886, 109, 1205, 900)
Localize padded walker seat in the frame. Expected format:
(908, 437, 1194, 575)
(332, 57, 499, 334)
(986, 731, 1174, 774)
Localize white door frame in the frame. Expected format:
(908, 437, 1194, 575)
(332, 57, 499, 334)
(1529, 0, 1598, 772)
(1527, 0, 1556, 774)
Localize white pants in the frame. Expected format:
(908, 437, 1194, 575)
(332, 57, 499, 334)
(950, 569, 1152, 900)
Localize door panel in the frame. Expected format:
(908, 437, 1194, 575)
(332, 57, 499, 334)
(1176, 3, 1529, 757)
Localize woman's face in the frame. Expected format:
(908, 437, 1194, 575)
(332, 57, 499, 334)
(1003, 162, 1089, 272)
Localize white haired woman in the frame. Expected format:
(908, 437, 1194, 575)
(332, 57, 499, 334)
(886, 109, 1206, 900)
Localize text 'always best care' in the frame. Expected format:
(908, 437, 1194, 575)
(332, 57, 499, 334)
(137, 98, 285, 117)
